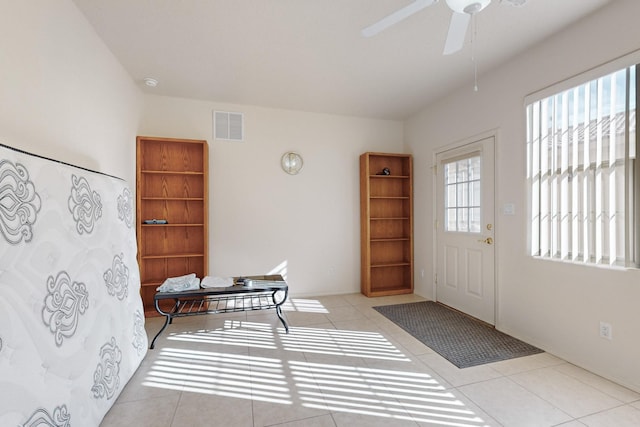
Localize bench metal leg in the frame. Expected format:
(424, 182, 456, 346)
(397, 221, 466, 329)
(276, 304, 289, 333)
(149, 299, 179, 349)
(150, 315, 171, 349)
(273, 288, 290, 333)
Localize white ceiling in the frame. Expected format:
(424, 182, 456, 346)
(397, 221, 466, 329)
(73, 0, 611, 120)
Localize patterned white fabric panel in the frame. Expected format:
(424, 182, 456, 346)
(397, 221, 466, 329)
(0, 144, 147, 427)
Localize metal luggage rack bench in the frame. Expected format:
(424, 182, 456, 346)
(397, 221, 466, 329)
(150, 275, 289, 349)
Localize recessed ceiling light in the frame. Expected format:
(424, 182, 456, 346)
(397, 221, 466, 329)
(143, 77, 158, 87)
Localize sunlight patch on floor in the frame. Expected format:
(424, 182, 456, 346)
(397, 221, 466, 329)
(142, 320, 490, 426)
(166, 320, 278, 349)
(280, 298, 329, 313)
(281, 326, 410, 361)
(292, 360, 488, 426)
(142, 347, 292, 404)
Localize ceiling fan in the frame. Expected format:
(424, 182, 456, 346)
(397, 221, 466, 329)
(362, 0, 524, 55)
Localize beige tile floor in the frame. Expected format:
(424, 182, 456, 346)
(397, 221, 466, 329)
(102, 293, 640, 427)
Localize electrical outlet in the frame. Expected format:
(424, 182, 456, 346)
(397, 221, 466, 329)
(599, 321, 613, 340)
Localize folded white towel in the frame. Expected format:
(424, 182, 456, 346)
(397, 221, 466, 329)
(201, 276, 234, 288)
(157, 273, 201, 292)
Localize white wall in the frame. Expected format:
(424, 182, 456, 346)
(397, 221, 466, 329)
(0, 0, 142, 183)
(405, 0, 640, 392)
(139, 95, 403, 296)
(8, 0, 637, 393)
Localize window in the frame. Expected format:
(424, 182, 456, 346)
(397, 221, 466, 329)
(527, 64, 637, 267)
(445, 154, 481, 233)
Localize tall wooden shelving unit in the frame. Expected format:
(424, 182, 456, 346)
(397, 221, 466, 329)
(136, 136, 208, 317)
(360, 152, 413, 297)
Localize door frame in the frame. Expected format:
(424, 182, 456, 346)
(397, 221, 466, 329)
(432, 129, 499, 324)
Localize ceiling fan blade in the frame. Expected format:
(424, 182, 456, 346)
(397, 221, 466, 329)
(442, 11, 470, 55)
(362, 0, 439, 37)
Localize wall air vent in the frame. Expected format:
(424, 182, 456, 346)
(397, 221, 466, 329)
(214, 111, 244, 141)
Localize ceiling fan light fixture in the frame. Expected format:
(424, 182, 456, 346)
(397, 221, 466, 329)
(464, 3, 483, 14)
(445, 0, 491, 14)
(501, 0, 527, 6)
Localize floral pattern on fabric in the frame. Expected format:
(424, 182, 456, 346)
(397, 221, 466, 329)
(91, 337, 122, 400)
(42, 271, 89, 347)
(68, 174, 102, 234)
(0, 160, 41, 244)
(22, 405, 70, 427)
(117, 187, 133, 228)
(132, 310, 146, 356)
(104, 253, 129, 301)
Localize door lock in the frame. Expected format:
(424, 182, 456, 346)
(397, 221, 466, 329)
(477, 237, 493, 245)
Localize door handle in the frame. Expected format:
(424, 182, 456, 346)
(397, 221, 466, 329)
(477, 237, 493, 245)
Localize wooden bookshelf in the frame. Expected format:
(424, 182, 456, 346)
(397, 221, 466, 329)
(360, 152, 413, 297)
(136, 136, 208, 316)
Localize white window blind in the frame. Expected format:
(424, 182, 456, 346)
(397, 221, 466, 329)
(527, 65, 637, 267)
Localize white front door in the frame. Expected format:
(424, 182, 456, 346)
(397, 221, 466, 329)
(435, 136, 495, 324)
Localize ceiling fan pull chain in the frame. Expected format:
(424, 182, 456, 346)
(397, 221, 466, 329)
(474, 62, 479, 92)
(472, 12, 479, 92)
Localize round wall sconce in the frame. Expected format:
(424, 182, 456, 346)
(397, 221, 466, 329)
(281, 152, 303, 175)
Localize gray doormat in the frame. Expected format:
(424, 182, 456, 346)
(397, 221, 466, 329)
(374, 301, 543, 368)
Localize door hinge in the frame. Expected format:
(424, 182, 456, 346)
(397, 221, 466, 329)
(434, 273, 438, 284)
